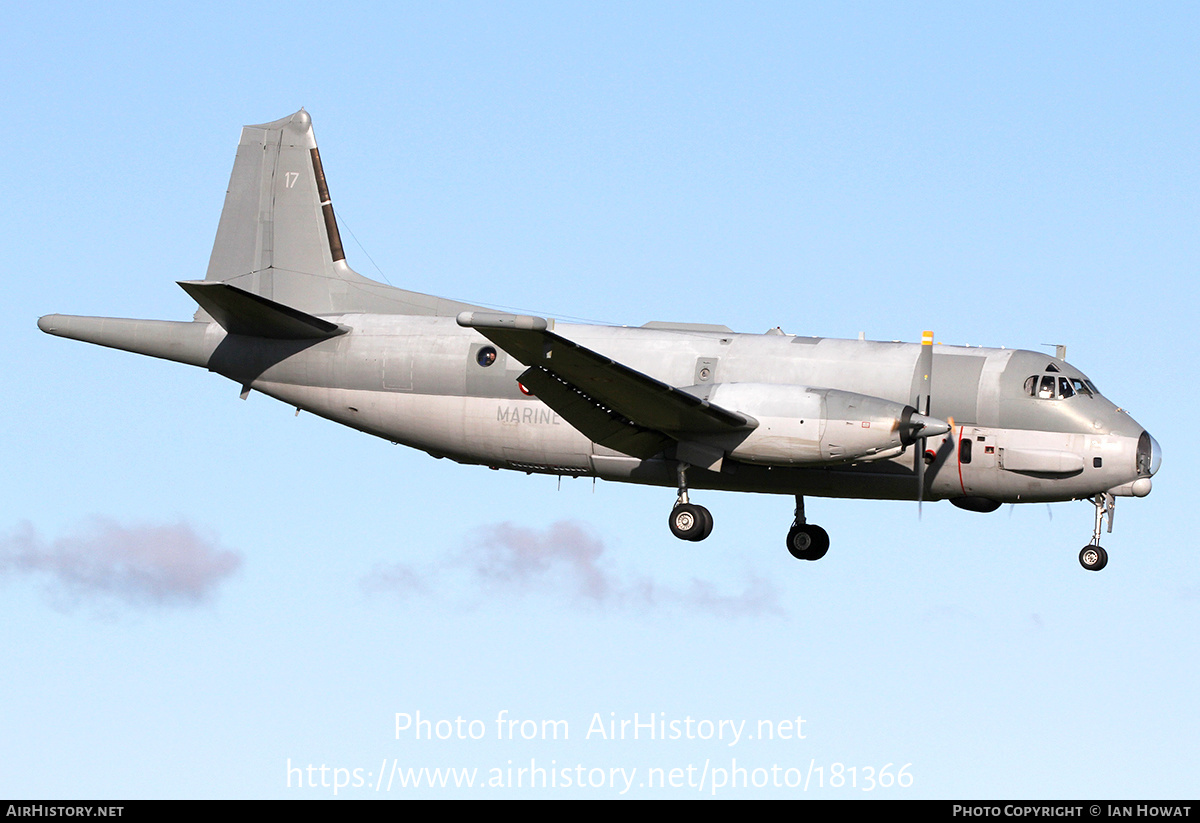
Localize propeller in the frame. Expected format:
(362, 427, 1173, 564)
(912, 331, 955, 517)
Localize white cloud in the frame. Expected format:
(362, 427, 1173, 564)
(365, 519, 783, 617)
(1, 518, 242, 609)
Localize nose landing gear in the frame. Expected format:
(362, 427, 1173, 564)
(1079, 544, 1108, 571)
(1079, 492, 1115, 571)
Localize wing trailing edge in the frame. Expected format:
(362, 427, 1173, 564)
(457, 311, 756, 459)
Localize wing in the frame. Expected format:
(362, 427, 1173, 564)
(457, 312, 756, 461)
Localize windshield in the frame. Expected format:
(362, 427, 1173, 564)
(1023, 371, 1099, 400)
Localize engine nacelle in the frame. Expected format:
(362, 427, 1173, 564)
(698, 383, 936, 467)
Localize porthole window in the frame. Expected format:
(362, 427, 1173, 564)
(476, 346, 497, 367)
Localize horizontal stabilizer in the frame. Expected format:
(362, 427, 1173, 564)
(178, 281, 346, 340)
(458, 311, 756, 456)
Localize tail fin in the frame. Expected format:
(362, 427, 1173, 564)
(199, 109, 479, 318)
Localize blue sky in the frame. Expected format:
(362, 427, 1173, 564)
(3, 2, 1196, 798)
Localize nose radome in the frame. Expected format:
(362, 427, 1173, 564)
(1137, 431, 1161, 478)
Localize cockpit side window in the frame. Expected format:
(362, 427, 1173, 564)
(1058, 377, 1075, 399)
(1039, 375, 1055, 399)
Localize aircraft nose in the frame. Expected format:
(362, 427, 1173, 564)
(1139, 430, 1162, 477)
(1113, 430, 1159, 498)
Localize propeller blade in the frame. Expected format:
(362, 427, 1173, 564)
(918, 443, 925, 518)
(914, 330, 934, 518)
(916, 330, 933, 416)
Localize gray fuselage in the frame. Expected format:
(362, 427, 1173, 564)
(195, 314, 1151, 505)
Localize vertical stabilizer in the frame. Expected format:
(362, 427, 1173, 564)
(201, 110, 480, 318)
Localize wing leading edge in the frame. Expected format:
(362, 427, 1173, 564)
(457, 311, 756, 461)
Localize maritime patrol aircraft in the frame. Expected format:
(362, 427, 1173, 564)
(38, 110, 1160, 571)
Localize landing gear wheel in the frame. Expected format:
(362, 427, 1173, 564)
(670, 504, 713, 542)
(787, 524, 830, 561)
(1079, 545, 1108, 572)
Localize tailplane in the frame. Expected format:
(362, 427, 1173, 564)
(200, 109, 479, 318)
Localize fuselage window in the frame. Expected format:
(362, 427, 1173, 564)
(960, 438, 973, 464)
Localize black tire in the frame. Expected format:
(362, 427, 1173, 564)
(669, 504, 707, 541)
(694, 505, 714, 541)
(806, 525, 830, 560)
(1079, 545, 1108, 571)
(787, 525, 811, 559)
(787, 524, 830, 560)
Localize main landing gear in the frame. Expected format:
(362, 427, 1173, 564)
(665, 471, 830, 562)
(786, 495, 829, 561)
(1079, 492, 1115, 572)
(668, 463, 713, 542)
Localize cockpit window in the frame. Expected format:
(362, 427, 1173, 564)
(1025, 373, 1092, 400)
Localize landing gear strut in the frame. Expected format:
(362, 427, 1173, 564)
(1079, 493, 1114, 571)
(786, 495, 829, 561)
(668, 463, 713, 542)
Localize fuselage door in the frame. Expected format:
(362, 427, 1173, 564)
(959, 427, 997, 494)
